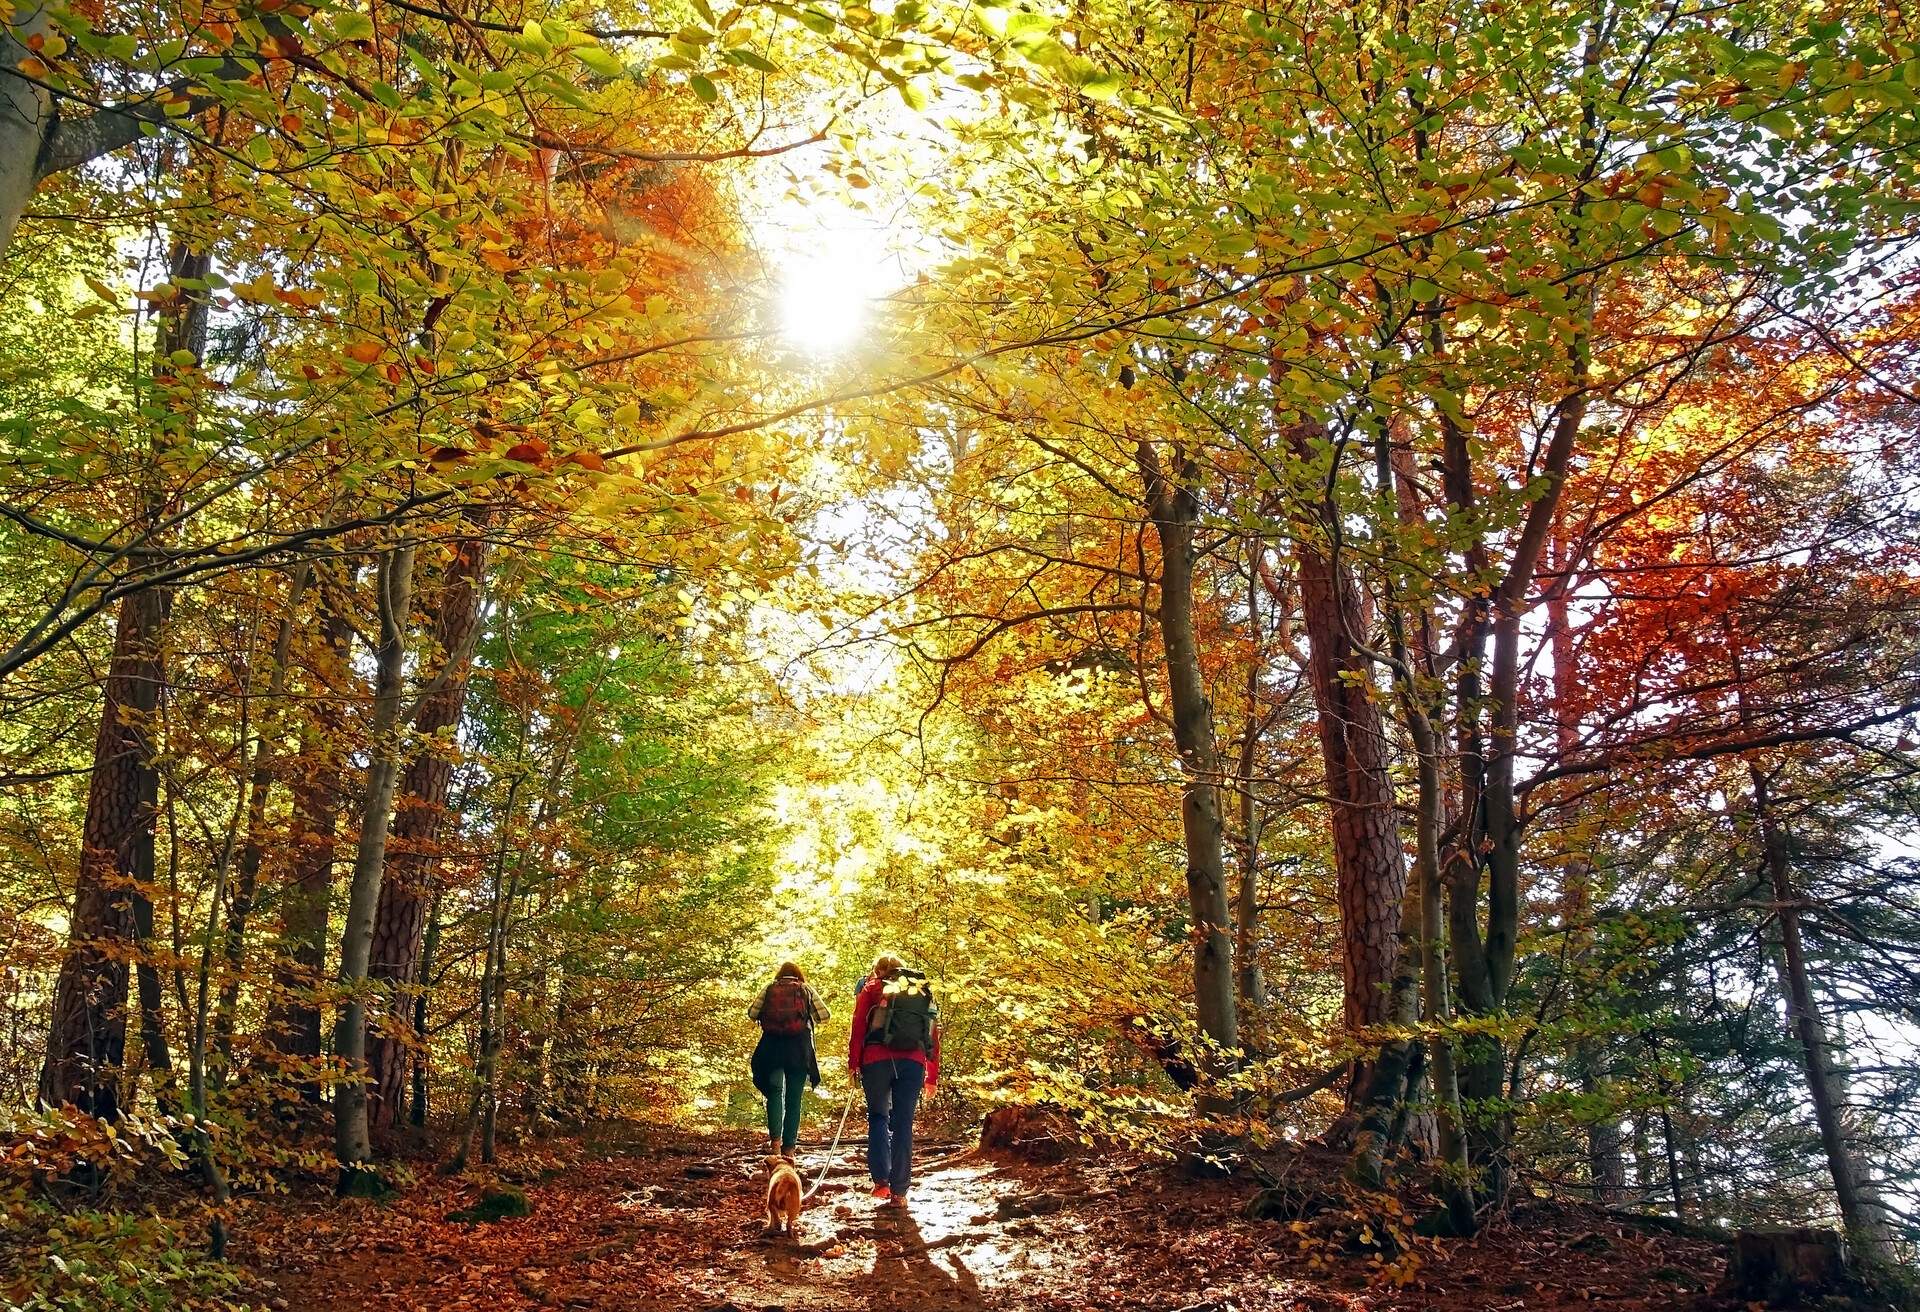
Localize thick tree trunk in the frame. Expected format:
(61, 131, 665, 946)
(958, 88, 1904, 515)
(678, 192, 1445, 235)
(132, 892, 175, 1109)
(38, 585, 169, 1117)
(0, 9, 56, 261)
(1136, 443, 1238, 1106)
(1282, 422, 1406, 1082)
(1348, 870, 1423, 1186)
(334, 546, 415, 1184)
(366, 533, 489, 1145)
(38, 242, 208, 1118)
(39, 576, 172, 1118)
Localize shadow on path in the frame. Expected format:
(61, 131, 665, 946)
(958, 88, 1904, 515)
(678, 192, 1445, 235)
(866, 1203, 985, 1311)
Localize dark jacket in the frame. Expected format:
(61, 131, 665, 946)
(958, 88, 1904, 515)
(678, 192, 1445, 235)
(750, 979, 827, 1091)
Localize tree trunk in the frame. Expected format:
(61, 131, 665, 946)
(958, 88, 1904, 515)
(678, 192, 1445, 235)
(188, 713, 253, 1259)
(1282, 421, 1406, 1087)
(409, 888, 444, 1130)
(1546, 582, 1628, 1205)
(263, 562, 356, 1092)
(1407, 698, 1476, 1229)
(334, 545, 416, 1185)
(1750, 767, 1893, 1261)
(38, 242, 208, 1118)
(132, 892, 175, 1110)
(1136, 442, 1238, 1106)
(0, 8, 56, 261)
(1348, 870, 1423, 1187)
(43, 583, 166, 1116)
(1380, 430, 1473, 1220)
(1233, 551, 1267, 1011)
(366, 532, 489, 1145)
(215, 566, 308, 1070)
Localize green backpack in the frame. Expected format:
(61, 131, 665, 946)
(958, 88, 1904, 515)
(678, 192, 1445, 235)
(867, 971, 937, 1052)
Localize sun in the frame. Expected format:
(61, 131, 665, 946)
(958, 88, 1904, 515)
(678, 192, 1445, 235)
(773, 221, 893, 357)
(777, 238, 883, 355)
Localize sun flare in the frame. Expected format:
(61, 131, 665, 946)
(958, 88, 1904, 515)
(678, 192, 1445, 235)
(774, 225, 894, 356)
(777, 246, 880, 355)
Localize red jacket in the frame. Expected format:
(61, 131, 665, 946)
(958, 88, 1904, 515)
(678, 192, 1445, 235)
(848, 976, 941, 1087)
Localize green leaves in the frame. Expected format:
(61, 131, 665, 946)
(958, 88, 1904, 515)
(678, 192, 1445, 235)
(572, 45, 627, 79)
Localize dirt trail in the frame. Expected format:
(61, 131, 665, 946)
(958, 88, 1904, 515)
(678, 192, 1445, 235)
(247, 1128, 1731, 1312)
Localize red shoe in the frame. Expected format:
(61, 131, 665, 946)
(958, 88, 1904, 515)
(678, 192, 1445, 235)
(870, 1183, 892, 1201)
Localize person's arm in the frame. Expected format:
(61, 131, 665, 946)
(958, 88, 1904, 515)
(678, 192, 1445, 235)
(805, 984, 831, 1024)
(848, 988, 873, 1072)
(747, 985, 767, 1022)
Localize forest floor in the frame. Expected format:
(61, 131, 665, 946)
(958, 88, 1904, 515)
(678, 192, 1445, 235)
(239, 1124, 1738, 1312)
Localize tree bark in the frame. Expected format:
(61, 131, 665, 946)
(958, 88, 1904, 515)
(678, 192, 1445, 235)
(215, 565, 309, 1069)
(1282, 421, 1406, 1082)
(409, 888, 443, 1130)
(1233, 549, 1268, 1010)
(366, 532, 489, 1145)
(132, 891, 174, 1111)
(334, 545, 415, 1184)
(37, 242, 208, 1119)
(39, 585, 168, 1117)
(1136, 442, 1238, 1107)
(0, 8, 58, 261)
(1545, 582, 1628, 1205)
(263, 561, 356, 1091)
(1750, 767, 1892, 1261)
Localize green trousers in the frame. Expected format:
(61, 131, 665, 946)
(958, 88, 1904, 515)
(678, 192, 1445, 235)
(762, 1063, 808, 1151)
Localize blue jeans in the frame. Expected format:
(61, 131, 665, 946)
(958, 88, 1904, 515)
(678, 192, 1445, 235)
(861, 1059, 926, 1193)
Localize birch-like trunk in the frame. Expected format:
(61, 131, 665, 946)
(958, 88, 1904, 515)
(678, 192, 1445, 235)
(333, 545, 415, 1185)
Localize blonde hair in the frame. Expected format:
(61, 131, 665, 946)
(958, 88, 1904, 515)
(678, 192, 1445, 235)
(870, 953, 904, 980)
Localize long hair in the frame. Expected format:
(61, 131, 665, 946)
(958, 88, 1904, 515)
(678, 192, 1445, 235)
(775, 961, 805, 983)
(870, 953, 903, 981)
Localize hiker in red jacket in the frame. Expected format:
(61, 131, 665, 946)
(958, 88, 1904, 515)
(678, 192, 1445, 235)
(847, 953, 941, 1205)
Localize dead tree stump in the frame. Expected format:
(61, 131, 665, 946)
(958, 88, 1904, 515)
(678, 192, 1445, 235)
(979, 1105, 1080, 1161)
(1723, 1227, 1847, 1303)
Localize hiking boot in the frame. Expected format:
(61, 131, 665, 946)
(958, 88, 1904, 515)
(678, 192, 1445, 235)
(870, 1182, 892, 1201)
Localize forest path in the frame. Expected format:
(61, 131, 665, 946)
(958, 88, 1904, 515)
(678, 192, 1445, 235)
(246, 1127, 1729, 1312)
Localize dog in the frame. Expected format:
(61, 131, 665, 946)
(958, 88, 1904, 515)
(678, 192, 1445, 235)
(764, 1155, 803, 1236)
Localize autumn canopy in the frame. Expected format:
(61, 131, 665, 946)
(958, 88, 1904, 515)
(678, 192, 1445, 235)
(1, 0, 1918, 1300)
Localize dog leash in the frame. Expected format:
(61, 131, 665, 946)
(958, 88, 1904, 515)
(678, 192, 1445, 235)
(801, 1090, 855, 1201)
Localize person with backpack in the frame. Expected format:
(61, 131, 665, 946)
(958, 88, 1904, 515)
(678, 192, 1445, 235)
(847, 953, 940, 1205)
(749, 962, 829, 1159)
